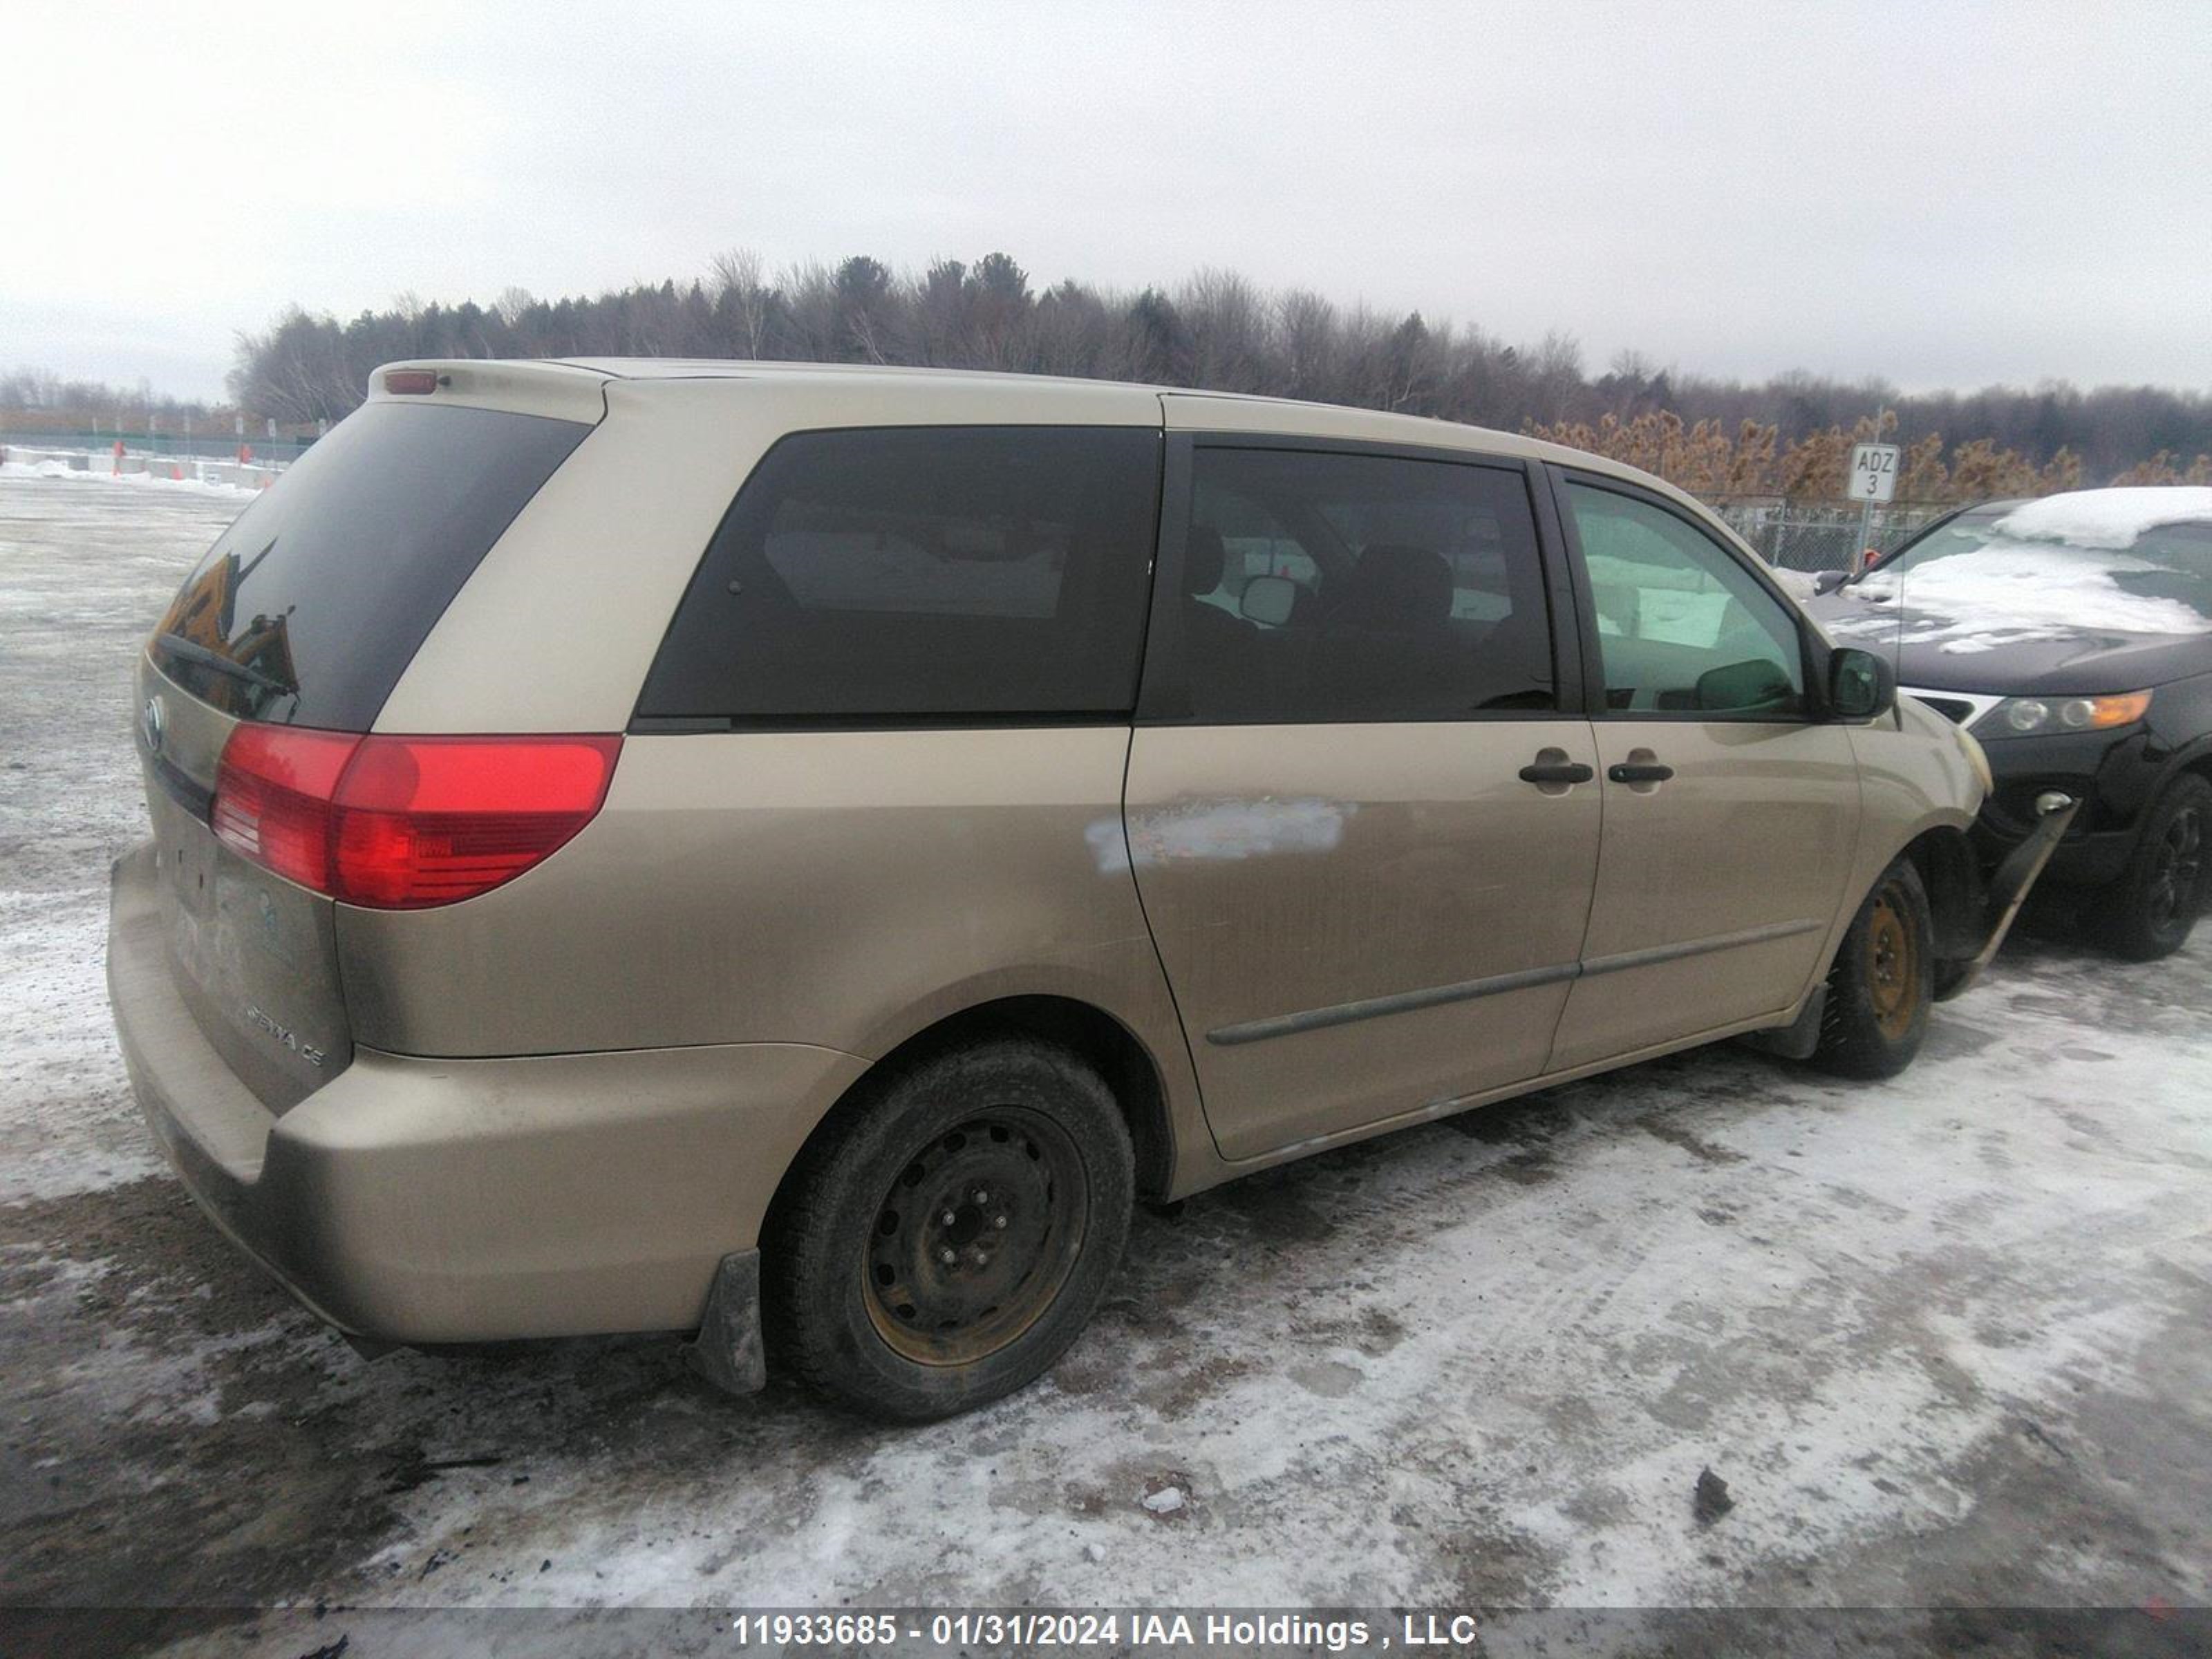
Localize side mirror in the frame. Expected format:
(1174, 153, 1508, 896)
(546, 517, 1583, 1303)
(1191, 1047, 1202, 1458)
(1828, 646, 1896, 721)
(1812, 569, 1850, 596)
(1696, 657, 1797, 712)
(1239, 574, 1296, 628)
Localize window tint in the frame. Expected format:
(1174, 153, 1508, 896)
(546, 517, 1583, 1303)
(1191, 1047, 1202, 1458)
(637, 427, 1159, 722)
(1174, 448, 1555, 722)
(1190, 476, 1320, 616)
(151, 402, 591, 729)
(1564, 483, 1805, 715)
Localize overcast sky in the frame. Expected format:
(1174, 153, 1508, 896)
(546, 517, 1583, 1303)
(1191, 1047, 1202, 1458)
(8, 1, 2208, 402)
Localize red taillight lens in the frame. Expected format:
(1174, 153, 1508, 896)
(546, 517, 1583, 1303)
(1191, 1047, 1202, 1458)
(330, 735, 623, 908)
(213, 728, 621, 908)
(212, 725, 360, 891)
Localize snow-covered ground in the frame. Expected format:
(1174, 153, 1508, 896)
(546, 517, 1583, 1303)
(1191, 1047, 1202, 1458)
(3, 474, 2211, 1656)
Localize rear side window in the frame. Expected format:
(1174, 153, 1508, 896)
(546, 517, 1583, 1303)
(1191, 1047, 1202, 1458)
(151, 402, 590, 730)
(1174, 447, 1556, 723)
(637, 427, 1161, 722)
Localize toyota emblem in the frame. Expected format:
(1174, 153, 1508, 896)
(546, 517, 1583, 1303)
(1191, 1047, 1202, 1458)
(140, 694, 167, 756)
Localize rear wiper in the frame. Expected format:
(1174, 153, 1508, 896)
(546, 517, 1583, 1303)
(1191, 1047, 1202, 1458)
(154, 632, 294, 696)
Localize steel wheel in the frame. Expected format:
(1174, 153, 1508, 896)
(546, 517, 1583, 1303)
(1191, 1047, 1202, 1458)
(2145, 805, 2204, 930)
(863, 1106, 1089, 1367)
(1864, 885, 1922, 1041)
(1812, 856, 1933, 1079)
(766, 1037, 1134, 1421)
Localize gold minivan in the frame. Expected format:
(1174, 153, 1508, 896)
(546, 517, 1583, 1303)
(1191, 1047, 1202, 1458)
(109, 359, 2038, 1419)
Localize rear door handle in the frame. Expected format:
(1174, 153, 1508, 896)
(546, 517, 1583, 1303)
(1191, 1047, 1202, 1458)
(1608, 762, 1675, 783)
(1518, 760, 1595, 785)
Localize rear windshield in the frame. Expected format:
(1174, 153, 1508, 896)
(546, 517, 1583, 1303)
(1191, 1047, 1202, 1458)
(637, 426, 1161, 723)
(151, 401, 592, 729)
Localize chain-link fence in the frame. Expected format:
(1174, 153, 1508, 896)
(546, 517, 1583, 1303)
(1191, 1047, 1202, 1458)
(1709, 498, 1953, 574)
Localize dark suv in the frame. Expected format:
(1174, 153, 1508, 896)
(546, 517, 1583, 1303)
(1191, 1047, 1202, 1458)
(1811, 487, 2212, 959)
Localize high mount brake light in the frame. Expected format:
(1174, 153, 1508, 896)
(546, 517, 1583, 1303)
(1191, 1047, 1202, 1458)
(382, 369, 442, 395)
(213, 728, 622, 908)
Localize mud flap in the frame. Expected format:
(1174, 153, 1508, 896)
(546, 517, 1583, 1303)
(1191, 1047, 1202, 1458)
(1738, 985, 1826, 1061)
(683, 1250, 767, 1396)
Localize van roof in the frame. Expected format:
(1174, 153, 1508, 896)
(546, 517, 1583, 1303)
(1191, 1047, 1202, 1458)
(364, 356, 1694, 514)
(550, 357, 1547, 444)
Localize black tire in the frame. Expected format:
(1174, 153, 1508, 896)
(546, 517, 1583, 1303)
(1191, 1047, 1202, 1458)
(763, 1037, 1133, 1421)
(2093, 774, 2211, 962)
(1811, 857, 1935, 1080)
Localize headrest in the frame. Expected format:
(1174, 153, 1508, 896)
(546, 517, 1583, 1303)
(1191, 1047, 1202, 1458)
(1185, 526, 1227, 596)
(1342, 544, 1452, 624)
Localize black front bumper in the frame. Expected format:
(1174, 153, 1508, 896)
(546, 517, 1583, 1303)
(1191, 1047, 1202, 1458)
(1972, 727, 2158, 889)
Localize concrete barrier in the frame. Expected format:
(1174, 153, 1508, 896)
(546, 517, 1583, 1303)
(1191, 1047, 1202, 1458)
(0, 445, 279, 491)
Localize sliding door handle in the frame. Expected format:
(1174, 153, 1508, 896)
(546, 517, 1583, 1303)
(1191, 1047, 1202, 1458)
(1518, 760, 1595, 785)
(1608, 761, 1675, 784)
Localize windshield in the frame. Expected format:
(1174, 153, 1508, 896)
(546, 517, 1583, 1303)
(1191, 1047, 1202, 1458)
(1861, 499, 2212, 638)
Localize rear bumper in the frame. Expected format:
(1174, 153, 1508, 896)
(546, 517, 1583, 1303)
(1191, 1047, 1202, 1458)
(107, 839, 868, 1347)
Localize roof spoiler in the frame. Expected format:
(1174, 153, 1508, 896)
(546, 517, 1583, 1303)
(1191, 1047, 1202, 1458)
(364, 359, 609, 426)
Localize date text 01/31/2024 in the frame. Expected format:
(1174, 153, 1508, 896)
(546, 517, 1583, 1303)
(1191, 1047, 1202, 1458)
(725, 1611, 1485, 1650)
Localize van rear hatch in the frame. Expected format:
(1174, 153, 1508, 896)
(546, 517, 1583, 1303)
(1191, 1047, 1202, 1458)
(136, 397, 595, 1109)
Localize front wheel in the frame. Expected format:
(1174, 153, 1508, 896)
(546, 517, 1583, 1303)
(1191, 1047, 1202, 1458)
(1811, 857, 1934, 1079)
(2094, 774, 2211, 962)
(764, 1037, 1133, 1421)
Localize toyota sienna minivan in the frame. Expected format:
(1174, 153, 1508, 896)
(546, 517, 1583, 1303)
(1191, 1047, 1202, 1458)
(109, 359, 2042, 1420)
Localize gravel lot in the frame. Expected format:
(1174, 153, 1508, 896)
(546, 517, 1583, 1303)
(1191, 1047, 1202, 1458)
(3, 474, 2209, 1657)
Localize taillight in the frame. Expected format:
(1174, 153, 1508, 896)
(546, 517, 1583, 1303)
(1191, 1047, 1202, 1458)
(211, 725, 359, 892)
(213, 727, 621, 908)
(328, 735, 623, 908)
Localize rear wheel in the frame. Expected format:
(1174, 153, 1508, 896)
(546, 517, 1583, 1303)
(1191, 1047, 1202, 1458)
(2094, 774, 2211, 962)
(1812, 858, 1934, 1079)
(765, 1037, 1132, 1421)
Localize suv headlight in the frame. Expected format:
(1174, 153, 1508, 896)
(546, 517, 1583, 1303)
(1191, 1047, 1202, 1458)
(1969, 690, 2151, 738)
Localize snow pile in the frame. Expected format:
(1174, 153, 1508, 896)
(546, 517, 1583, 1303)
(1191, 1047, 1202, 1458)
(0, 456, 261, 498)
(109, 466, 263, 500)
(1841, 544, 2212, 650)
(1991, 487, 2212, 550)
(1, 459, 93, 482)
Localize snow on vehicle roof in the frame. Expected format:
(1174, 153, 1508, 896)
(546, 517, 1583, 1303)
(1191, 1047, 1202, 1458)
(1989, 487, 2212, 551)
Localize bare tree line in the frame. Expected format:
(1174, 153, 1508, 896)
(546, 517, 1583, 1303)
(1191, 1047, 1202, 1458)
(0, 367, 227, 429)
(19, 251, 2212, 502)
